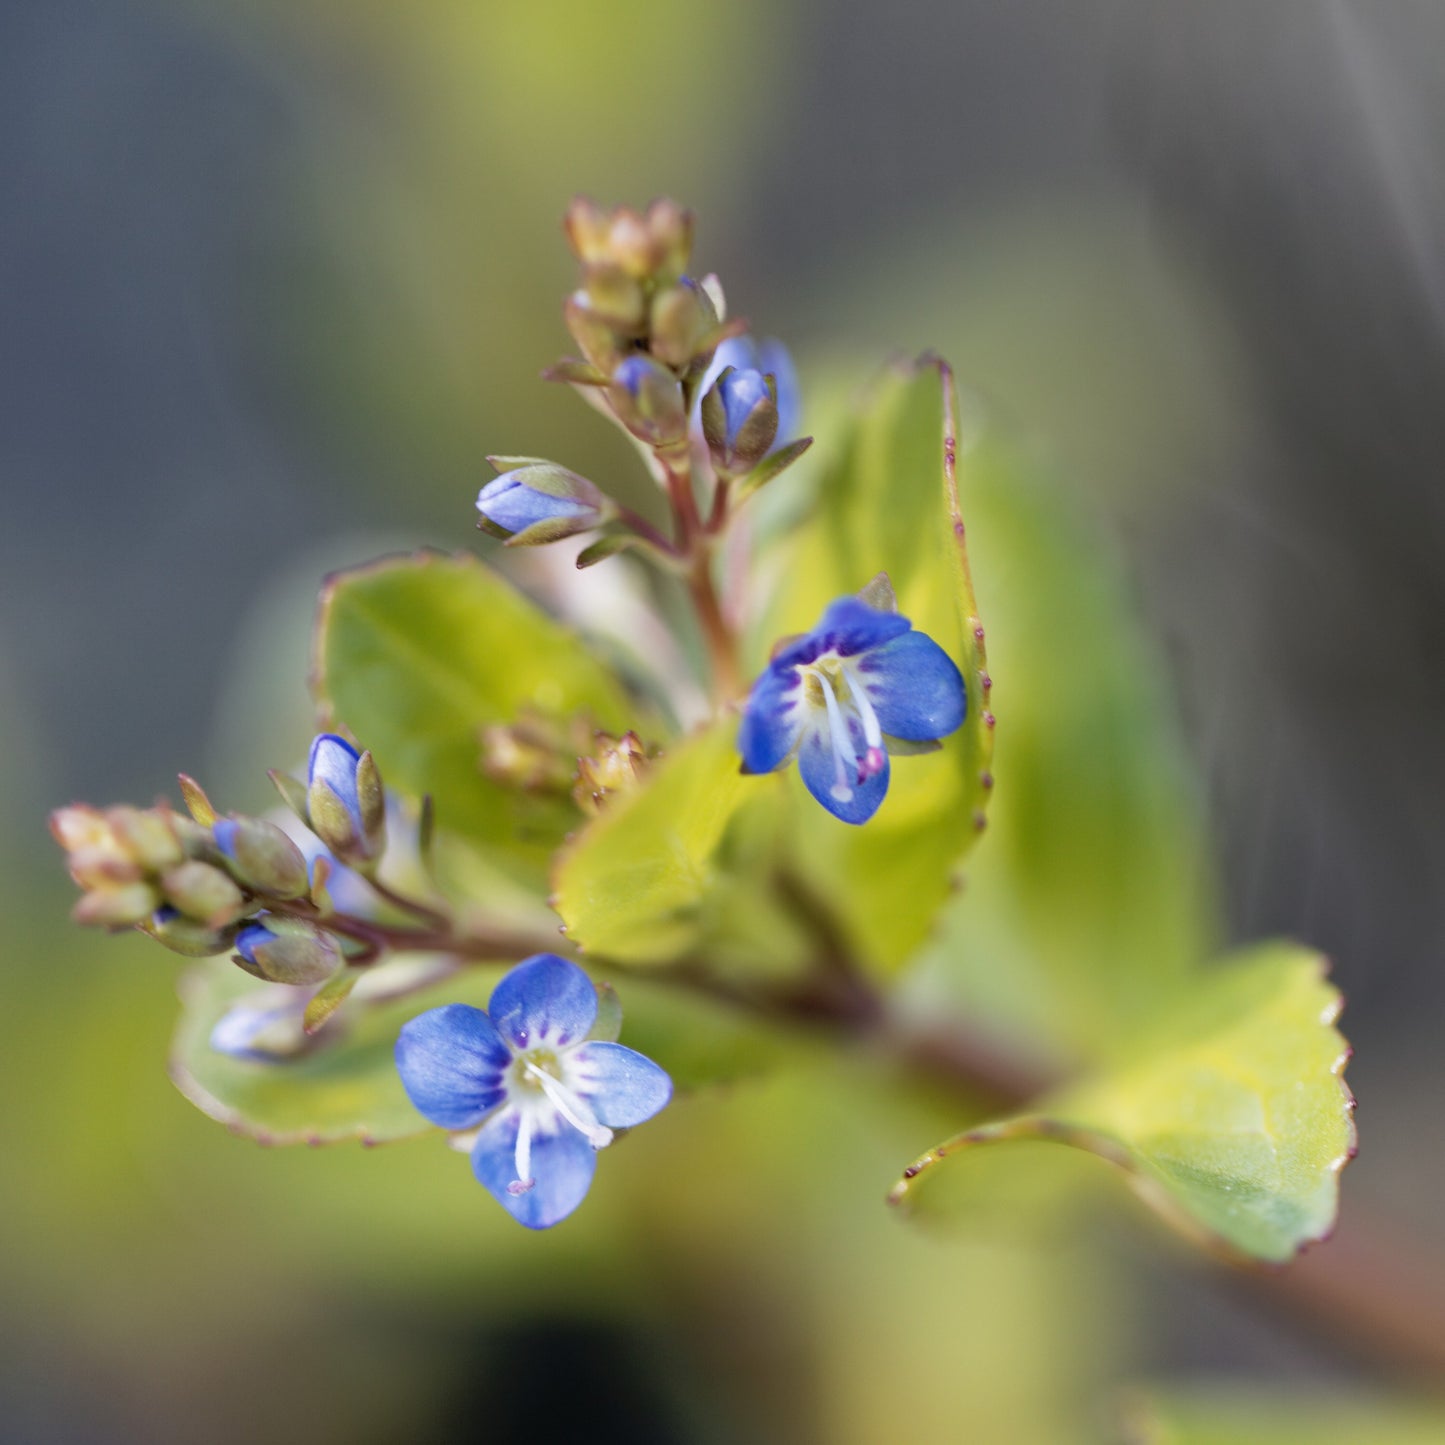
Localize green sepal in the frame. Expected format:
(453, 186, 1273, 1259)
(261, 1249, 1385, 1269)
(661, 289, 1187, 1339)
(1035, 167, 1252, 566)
(267, 768, 311, 825)
(177, 773, 218, 826)
(541, 358, 609, 387)
(303, 963, 367, 1036)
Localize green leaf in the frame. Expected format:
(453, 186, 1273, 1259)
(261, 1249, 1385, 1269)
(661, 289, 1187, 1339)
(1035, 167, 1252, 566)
(313, 550, 634, 875)
(170, 956, 483, 1145)
(889, 945, 1356, 1264)
(551, 715, 755, 964)
(1122, 1387, 1445, 1445)
(907, 422, 1216, 1061)
(757, 357, 994, 973)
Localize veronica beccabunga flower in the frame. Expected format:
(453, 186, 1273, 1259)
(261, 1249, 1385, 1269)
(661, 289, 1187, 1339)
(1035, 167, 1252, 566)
(739, 593, 966, 825)
(395, 954, 672, 1229)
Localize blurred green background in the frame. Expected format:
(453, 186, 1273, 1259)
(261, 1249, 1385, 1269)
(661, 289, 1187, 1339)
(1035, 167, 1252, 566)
(5, 2, 1445, 1440)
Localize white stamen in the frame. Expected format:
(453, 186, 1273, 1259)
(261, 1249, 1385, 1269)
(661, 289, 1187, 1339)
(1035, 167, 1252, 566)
(817, 669, 857, 802)
(509, 1112, 535, 1194)
(525, 1061, 614, 1149)
(843, 666, 883, 750)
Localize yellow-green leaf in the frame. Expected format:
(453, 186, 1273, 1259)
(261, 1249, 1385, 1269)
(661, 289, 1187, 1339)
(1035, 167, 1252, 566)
(312, 550, 634, 875)
(551, 715, 756, 963)
(889, 945, 1356, 1263)
(756, 357, 994, 973)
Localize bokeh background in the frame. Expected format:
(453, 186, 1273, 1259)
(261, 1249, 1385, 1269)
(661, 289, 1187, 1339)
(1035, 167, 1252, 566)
(4, 2, 1444, 1441)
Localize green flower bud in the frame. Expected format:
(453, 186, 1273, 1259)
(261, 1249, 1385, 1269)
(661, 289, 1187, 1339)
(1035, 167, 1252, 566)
(581, 263, 647, 331)
(212, 817, 309, 899)
(306, 734, 387, 869)
(234, 916, 342, 986)
(608, 355, 687, 449)
(72, 882, 161, 928)
(160, 859, 249, 927)
(106, 805, 184, 871)
(564, 293, 625, 373)
(649, 277, 718, 370)
(143, 906, 242, 957)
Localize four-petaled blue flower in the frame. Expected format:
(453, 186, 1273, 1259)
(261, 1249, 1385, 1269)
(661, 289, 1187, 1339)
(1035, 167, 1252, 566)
(395, 954, 672, 1229)
(739, 595, 966, 824)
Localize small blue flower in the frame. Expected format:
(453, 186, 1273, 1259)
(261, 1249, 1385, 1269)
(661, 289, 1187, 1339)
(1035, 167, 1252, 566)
(395, 954, 672, 1230)
(701, 336, 801, 449)
(476, 463, 607, 545)
(739, 594, 966, 824)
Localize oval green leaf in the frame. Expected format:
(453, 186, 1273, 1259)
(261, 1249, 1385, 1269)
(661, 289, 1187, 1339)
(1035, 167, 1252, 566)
(312, 550, 634, 874)
(890, 945, 1356, 1264)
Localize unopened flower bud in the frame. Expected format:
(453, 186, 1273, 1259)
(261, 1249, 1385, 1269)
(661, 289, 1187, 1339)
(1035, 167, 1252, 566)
(649, 276, 718, 370)
(72, 882, 160, 928)
(563, 196, 612, 266)
(109, 806, 184, 871)
(476, 462, 608, 546)
(573, 731, 653, 815)
(581, 263, 647, 331)
(234, 916, 342, 986)
(160, 859, 248, 926)
(608, 355, 687, 449)
(701, 366, 779, 476)
(212, 817, 309, 899)
(143, 904, 241, 957)
(564, 293, 625, 373)
(306, 734, 386, 869)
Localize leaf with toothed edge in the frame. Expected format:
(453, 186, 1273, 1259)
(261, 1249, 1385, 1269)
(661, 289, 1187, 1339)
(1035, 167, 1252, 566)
(755, 356, 995, 974)
(888, 944, 1356, 1264)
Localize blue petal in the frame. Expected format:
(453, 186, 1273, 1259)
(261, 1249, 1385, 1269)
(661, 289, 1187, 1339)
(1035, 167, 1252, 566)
(755, 338, 801, 444)
(859, 631, 967, 741)
(308, 733, 361, 817)
(395, 1004, 510, 1129)
(719, 368, 771, 447)
(489, 954, 598, 1050)
(812, 596, 912, 657)
(571, 1042, 673, 1127)
(797, 717, 890, 824)
(738, 662, 803, 774)
(477, 475, 592, 535)
(471, 1110, 598, 1230)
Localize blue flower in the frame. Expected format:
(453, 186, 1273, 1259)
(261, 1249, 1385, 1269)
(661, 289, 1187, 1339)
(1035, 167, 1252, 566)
(395, 954, 672, 1230)
(738, 594, 966, 824)
(476, 462, 607, 545)
(701, 336, 800, 449)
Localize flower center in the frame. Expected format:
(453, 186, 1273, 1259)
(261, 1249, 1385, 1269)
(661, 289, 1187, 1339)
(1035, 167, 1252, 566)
(800, 656, 886, 803)
(506, 1047, 613, 1196)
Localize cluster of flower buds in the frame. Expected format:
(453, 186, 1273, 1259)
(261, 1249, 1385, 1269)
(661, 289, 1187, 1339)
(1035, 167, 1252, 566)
(480, 709, 598, 795)
(52, 732, 393, 988)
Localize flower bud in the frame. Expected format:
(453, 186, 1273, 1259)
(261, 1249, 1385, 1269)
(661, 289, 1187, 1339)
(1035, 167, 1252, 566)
(701, 366, 779, 476)
(209, 989, 313, 1062)
(608, 355, 688, 449)
(563, 196, 612, 266)
(573, 731, 652, 815)
(564, 293, 625, 373)
(306, 734, 386, 869)
(212, 817, 309, 899)
(476, 462, 608, 546)
(143, 904, 241, 957)
(580, 263, 647, 331)
(649, 276, 718, 370)
(160, 859, 248, 927)
(234, 916, 342, 986)
(72, 882, 160, 928)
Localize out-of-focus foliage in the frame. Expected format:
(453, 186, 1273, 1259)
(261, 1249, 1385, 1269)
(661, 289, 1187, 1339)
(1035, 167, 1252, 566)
(1124, 1386, 1445, 1445)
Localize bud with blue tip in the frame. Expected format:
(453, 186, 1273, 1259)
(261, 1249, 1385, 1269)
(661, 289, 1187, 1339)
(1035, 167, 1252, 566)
(234, 915, 342, 986)
(701, 336, 801, 451)
(476, 459, 610, 546)
(143, 903, 242, 957)
(608, 354, 688, 449)
(212, 816, 310, 899)
(701, 365, 779, 477)
(307, 733, 386, 870)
